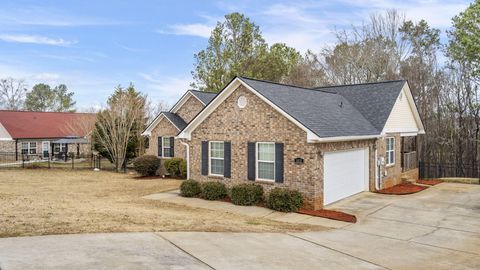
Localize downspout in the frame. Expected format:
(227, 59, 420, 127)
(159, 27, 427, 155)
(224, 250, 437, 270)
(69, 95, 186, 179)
(375, 146, 381, 191)
(180, 141, 190, 180)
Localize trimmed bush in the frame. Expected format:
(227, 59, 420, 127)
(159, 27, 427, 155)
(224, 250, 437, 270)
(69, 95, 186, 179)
(164, 158, 187, 178)
(201, 181, 227, 200)
(231, 183, 264, 206)
(266, 188, 303, 212)
(132, 155, 160, 176)
(180, 180, 202, 197)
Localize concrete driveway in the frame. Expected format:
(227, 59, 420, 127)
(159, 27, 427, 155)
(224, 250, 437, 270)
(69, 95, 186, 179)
(0, 183, 479, 269)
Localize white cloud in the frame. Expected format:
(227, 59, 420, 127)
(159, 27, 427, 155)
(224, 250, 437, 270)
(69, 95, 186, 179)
(139, 72, 192, 103)
(158, 23, 214, 38)
(0, 34, 76, 46)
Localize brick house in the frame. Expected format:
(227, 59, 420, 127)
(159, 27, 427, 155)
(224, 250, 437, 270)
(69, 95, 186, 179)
(143, 77, 424, 209)
(0, 110, 96, 160)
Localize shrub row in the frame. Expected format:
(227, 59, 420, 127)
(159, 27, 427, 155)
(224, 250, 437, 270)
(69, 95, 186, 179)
(132, 155, 187, 178)
(179, 180, 303, 212)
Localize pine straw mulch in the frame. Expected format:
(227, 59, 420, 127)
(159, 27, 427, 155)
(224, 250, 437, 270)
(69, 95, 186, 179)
(417, 179, 443, 186)
(298, 209, 357, 223)
(376, 183, 428, 195)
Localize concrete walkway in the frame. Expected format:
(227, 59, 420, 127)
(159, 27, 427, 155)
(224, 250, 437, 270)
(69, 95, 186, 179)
(1, 183, 479, 269)
(143, 190, 349, 228)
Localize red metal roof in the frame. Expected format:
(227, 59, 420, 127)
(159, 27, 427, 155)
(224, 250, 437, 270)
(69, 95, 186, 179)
(0, 110, 96, 139)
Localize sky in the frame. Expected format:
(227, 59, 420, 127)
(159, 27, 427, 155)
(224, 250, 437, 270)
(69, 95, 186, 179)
(0, 0, 471, 110)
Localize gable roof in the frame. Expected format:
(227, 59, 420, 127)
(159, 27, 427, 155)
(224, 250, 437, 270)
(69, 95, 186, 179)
(179, 77, 423, 143)
(162, 112, 187, 131)
(0, 110, 96, 139)
(239, 77, 379, 138)
(189, 90, 217, 105)
(315, 80, 407, 132)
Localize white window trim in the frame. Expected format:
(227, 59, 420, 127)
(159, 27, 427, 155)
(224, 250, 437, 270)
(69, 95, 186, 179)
(208, 141, 225, 177)
(162, 136, 173, 158)
(21, 142, 37, 155)
(256, 142, 275, 182)
(386, 137, 395, 166)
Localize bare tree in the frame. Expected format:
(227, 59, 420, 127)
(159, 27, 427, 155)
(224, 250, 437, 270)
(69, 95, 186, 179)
(94, 86, 145, 172)
(0, 78, 28, 110)
(146, 99, 169, 124)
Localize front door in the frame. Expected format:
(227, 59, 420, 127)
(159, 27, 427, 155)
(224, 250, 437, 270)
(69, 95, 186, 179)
(42, 141, 50, 159)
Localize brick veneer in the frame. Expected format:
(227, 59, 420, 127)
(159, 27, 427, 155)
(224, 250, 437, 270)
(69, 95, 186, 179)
(187, 85, 379, 210)
(0, 140, 15, 152)
(176, 95, 204, 124)
(376, 133, 404, 189)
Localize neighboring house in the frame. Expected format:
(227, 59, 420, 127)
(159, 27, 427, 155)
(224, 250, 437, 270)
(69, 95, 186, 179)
(145, 77, 425, 209)
(143, 90, 216, 174)
(0, 110, 96, 160)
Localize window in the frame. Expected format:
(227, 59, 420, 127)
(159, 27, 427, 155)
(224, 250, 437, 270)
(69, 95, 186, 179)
(386, 137, 395, 165)
(209, 141, 224, 176)
(256, 142, 275, 181)
(54, 143, 67, 153)
(162, 137, 172, 157)
(21, 142, 37, 155)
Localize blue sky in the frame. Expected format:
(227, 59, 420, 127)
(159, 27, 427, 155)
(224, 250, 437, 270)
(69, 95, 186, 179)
(0, 0, 470, 110)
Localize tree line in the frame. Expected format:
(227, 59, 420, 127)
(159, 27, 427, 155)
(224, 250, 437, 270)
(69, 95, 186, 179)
(0, 79, 76, 112)
(191, 2, 480, 171)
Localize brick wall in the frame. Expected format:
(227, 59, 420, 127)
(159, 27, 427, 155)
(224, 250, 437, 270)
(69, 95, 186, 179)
(187, 85, 379, 209)
(145, 117, 186, 175)
(0, 140, 15, 152)
(376, 133, 404, 189)
(176, 95, 204, 123)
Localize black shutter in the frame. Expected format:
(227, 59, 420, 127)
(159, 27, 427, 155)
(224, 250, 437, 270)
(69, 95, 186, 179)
(247, 142, 255, 181)
(170, 137, 175, 157)
(201, 141, 208, 175)
(275, 143, 284, 183)
(224, 141, 231, 178)
(157, 137, 162, 157)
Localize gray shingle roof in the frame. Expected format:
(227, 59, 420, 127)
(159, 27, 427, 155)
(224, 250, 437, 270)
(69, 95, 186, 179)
(190, 90, 217, 105)
(162, 112, 187, 131)
(315, 80, 406, 132)
(239, 77, 381, 138)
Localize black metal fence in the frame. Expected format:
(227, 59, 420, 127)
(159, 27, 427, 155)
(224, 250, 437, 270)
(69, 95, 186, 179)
(0, 152, 123, 171)
(419, 161, 480, 179)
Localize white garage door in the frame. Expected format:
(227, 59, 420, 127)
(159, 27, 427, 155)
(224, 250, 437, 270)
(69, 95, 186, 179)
(324, 148, 369, 205)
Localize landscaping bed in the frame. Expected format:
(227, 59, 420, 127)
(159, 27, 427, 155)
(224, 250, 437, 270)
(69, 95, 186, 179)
(298, 209, 357, 223)
(417, 179, 443, 186)
(377, 183, 428, 195)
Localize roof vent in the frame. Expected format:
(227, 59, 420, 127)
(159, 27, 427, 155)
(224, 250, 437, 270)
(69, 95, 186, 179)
(339, 101, 343, 108)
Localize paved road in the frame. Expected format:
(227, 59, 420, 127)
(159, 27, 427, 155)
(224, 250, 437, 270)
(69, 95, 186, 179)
(0, 183, 479, 269)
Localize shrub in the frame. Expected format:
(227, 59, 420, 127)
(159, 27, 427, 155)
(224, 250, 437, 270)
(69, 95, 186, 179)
(201, 181, 227, 200)
(164, 158, 187, 178)
(132, 155, 160, 176)
(180, 180, 201, 197)
(266, 188, 303, 212)
(231, 183, 264, 206)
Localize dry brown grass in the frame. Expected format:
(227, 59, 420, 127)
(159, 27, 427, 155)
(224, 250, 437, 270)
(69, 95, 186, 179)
(0, 169, 322, 237)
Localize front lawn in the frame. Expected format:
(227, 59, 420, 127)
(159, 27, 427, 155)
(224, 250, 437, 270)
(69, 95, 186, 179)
(0, 169, 317, 237)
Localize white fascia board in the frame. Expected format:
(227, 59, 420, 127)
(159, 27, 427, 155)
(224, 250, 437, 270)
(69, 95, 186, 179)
(141, 113, 180, 137)
(382, 128, 420, 135)
(177, 78, 322, 142)
(310, 134, 380, 143)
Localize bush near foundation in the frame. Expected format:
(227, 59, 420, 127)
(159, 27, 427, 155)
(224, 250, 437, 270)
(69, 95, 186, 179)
(180, 180, 201, 197)
(201, 181, 227, 200)
(266, 188, 303, 212)
(132, 155, 160, 176)
(164, 158, 187, 178)
(231, 183, 264, 205)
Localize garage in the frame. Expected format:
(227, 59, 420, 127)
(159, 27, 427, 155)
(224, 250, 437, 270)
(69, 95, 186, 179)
(323, 148, 369, 205)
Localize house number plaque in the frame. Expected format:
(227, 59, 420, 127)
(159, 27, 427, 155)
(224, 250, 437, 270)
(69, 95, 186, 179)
(294, 158, 304, 165)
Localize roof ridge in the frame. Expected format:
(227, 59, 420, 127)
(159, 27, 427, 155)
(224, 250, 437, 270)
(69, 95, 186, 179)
(312, 79, 406, 90)
(239, 76, 340, 96)
(0, 110, 95, 115)
(189, 89, 217, 94)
